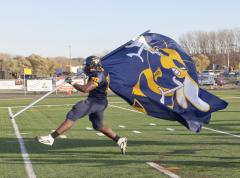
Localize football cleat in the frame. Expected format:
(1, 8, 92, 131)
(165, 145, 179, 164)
(117, 137, 128, 155)
(35, 134, 54, 146)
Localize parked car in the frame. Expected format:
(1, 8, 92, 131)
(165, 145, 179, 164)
(236, 80, 240, 86)
(198, 74, 215, 85)
(215, 77, 226, 86)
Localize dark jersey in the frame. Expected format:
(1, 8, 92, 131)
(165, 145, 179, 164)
(88, 71, 109, 100)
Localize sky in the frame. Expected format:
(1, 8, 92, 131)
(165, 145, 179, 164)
(0, 0, 239, 58)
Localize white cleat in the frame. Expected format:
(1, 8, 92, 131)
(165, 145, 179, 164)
(35, 134, 54, 146)
(117, 137, 127, 155)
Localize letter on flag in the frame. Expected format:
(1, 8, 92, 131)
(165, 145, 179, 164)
(102, 31, 228, 132)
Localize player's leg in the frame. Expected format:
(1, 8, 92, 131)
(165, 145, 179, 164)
(36, 99, 91, 146)
(89, 112, 117, 139)
(89, 110, 127, 154)
(99, 125, 128, 155)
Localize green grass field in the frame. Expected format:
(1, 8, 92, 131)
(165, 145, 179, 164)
(0, 90, 240, 178)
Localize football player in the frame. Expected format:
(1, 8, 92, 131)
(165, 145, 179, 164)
(36, 56, 127, 154)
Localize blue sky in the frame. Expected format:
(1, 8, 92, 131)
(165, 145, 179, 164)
(0, 0, 239, 58)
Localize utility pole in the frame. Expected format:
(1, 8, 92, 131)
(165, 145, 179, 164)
(68, 45, 72, 66)
(227, 44, 237, 70)
(227, 48, 229, 68)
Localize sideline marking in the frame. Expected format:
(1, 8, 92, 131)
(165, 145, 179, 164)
(86, 127, 93, 130)
(6, 132, 30, 136)
(149, 123, 157, 126)
(7, 107, 36, 178)
(96, 132, 105, 136)
(147, 162, 181, 178)
(109, 104, 240, 138)
(202, 126, 240, 138)
(109, 104, 142, 113)
(118, 125, 126, 128)
(0, 101, 125, 109)
(222, 96, 240, 99)
(166, 128, 175, 132)
(132, 130, 142, 134)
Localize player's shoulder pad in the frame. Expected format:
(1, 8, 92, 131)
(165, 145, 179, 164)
(91, 71, 106, 85)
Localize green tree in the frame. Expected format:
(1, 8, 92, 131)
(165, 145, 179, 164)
(192, 54, 210, 73)
(13, 56, 32, 75)
(27, 54, 48, 77)
(46, 58, 58, 76)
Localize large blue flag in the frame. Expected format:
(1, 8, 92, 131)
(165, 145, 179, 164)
(102, 32, 228, 132)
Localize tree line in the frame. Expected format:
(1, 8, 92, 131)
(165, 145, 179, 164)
(0, 54, 84, 78)
(179, 28, 240, 71)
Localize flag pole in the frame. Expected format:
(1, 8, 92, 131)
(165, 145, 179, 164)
(11, 81, 66, 119)
(11, 73, 81, 119)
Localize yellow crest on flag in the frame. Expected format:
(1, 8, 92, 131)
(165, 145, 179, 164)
(24, 68, 32, 75)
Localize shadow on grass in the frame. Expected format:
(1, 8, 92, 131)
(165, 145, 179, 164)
(1, 137, 239, 153)
(0, 137, 238, 149)
(1, 137, 240, 168)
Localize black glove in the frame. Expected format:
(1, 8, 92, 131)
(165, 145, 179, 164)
(65, 77, 73, 84)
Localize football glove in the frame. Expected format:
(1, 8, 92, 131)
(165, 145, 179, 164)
(65, 77, 73, 84)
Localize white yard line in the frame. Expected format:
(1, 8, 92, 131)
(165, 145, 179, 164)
(202, 126, 240, 138)
(85, 127, 93, 130)
(109, 104, 142, 113)
(7, 107, 37, 178)
(221, 96, 240, 99)
(109, 104, 240, 139)
(149, 123, 157, 126)
(166, 128, 175, 132)
(0, 101, 125, 109)
(147, 162, 181, 178)
(118, 125, 126, 128)
(96, 132, 105, 136)
(132, 130, 142, 134)
(0, 98, 33, 101)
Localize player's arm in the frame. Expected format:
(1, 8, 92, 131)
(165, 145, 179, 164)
(65, 76, 100, 93)
(72, 80, 97, 93)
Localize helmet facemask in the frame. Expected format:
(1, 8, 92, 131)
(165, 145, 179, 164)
(83, 56, 103, 74)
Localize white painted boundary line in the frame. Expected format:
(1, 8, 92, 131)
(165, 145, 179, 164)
(202, 126, 240, 138)
(166, 128, 175, 132)
(222, 96, 240, 99)
(109, 104, 142, 113)
(147, 162, 181, 178)
(7, 107, 36, 178)
(109, 104, 240, 139)
(132, 130, 142, 134)
(118, 125, 126, 128)
(149, 123, 157, 126)
(96, 132, 105, 136)
(0, 101, 125, 109)
(85, 127, 93, 130)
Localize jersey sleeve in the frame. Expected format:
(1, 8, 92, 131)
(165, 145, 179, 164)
(90, 72, 106, 87)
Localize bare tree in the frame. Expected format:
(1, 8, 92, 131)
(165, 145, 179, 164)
(179, 28, 240, 70)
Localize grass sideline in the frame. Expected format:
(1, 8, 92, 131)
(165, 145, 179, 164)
(0, 90, 239, 178)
